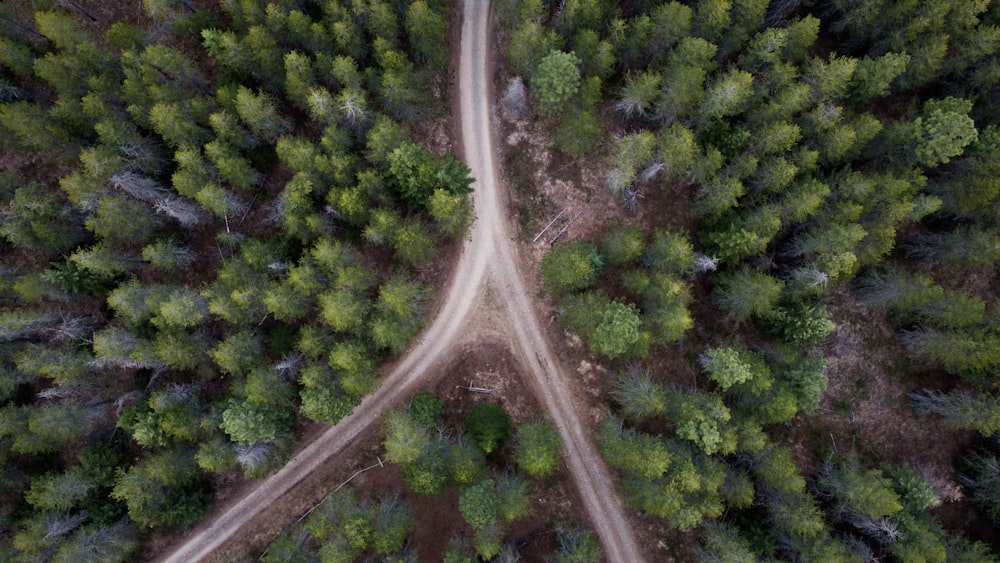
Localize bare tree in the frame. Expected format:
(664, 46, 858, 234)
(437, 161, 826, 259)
(236, 440, 275, 473)
(44, 511, 89, 539)
(916, 465, 963, 503)
(0, 310, 59, 341)
(620, 185, 643, 214)
(54, 519, 139, 562)
(501, 76, 527, 121)
(36, 386, 84, 400)
(58, 0, 96, 21)
(275, 352, 304, 378)
(154, 196, 208, 227)
(120, 137, 167, 175)
(842, 534, 879, 563)
(844, 513, 902, 544)
(908, 388, 1000, 435)
(150, 384, 197, 411)
(49, 313, 97, 342)
(694, 253, 719, 274)
(958, 451, 1000, 523)
(337, 89, 367, 129)
(790, 265, 829, 293)
(110, 172, 172, 204)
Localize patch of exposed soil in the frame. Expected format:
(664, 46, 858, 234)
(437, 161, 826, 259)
(381, 339, 594, 561)
(771, 284, 997, 542)
(811, 287, 975, 470)
(187, 337, 594, 561)
(432, 337, 541, 425)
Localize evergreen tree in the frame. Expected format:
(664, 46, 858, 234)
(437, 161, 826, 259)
(541, 239, 602, 295)
(909, 97, 978, 167)
(111, 448, 209, 528)
(959, 451, 1000, 525)
(512, 419, 562, 479)
(459, 479, 499, 529)
(611, 367, 667, 421)
(909, 389, 1000, 436)
(711, 268, 784, 323)
(405, 1, 447, 70)
(696, 521, 758, 563)
(531, 50, 582, 117)
(699, 347, 769, 392)
(234, 86, 291, 143)
(465, 404, 511, 454)
(368, 276, 428, 355)
(815, 455, 903, 520)
(382, 408, 430, 465)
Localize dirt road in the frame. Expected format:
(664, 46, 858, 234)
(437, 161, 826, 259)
(459, 3, 643, 561)
(160, 1, 643, 561)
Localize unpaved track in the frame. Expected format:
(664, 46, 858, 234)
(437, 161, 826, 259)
(160, 1, 642, 561)
(460, 3, 642, 561)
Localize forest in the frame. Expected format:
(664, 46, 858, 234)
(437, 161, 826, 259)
(1, 0, 1000, 561)
(501, 0, 1000, 560)
(0, 0, 475, 560)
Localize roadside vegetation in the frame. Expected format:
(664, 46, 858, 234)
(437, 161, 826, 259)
(0, 0, 472, 559)
(499, 0, 1000, 560)
(258, 390, 598, 562)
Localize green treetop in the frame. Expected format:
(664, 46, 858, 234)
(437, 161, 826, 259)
(532, 50, 582, 116)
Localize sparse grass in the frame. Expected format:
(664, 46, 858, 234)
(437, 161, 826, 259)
(833, 398, 853, 414)
(854, 376, 870, 396)
(504, 145, 533, 196)
(504, 144, 554, 241)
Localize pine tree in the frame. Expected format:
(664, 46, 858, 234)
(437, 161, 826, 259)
(815, 455, 903, 520)
(371, 494, 415, 554)
(234, 86, 291, 143)
(697, 68, 754, 124)
(531, 50, 582, 117)
(591, 300, 643, 359)
(210, 330, 263, 376)
(513, 419, 562, 479)
(959, 451, 1000, 525)
(699, 347, 769, 391)
(383, 408, 430, 465)
(111, 448, 209, 528)
(465, 404, 511, 454)
(405, 1, 447, 69)
(696, 521, 758, 562)
(850, 52, 910, 102)
(611, 367, 667, 420)
(368, 277, 428, 355)
(909, 97, 979, 167)
(552, 526, 602, 563)
(711, 268, 784, 323)
(459, 479, 499, 529)
(221, 398, 292, 445)
(909, 389, 1000, 436)
(541, 239, 602, 295)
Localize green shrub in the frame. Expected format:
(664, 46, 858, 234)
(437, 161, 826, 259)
(465, 404, 511, 454)
(762, 300, 836, 346)
(409, 390, 443, 427)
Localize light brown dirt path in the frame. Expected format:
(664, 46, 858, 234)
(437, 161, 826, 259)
(459, 2, 643, 561)
(160, 1, 643, 561)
